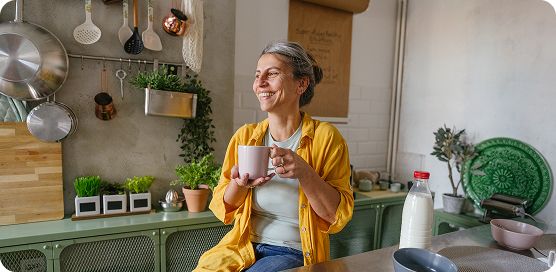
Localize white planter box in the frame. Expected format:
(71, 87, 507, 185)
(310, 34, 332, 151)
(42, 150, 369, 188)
(129, 192, 151, 212)
(145, 88, 197, 118)
(75, 196, 100, 217)
(102, 194, 127, 214)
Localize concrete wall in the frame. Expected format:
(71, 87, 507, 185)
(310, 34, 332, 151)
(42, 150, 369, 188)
(398, 0, 556, 223)
(234, 0, 398, 171)
(0, 0, 235, 214)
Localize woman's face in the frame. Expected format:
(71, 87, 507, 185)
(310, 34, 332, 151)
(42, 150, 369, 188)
(253, 53, 305, 113)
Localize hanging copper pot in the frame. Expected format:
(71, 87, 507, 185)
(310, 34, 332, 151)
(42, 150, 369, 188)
(162, 8, 188, 36)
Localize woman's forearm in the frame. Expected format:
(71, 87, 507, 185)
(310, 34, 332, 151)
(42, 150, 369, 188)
(298, 170, 340, 224)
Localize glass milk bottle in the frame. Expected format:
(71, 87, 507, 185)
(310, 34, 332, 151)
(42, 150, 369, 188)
(399, 171, 433, 249)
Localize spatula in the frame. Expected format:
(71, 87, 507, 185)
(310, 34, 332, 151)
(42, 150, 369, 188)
(124, 0, 144, 54)
(142, 0, 162, 51)
(73, 0, 101, 45)
(117, 0, 133, 46)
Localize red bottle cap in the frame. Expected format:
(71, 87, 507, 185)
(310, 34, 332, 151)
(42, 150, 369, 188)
(414, 171, 430, 179)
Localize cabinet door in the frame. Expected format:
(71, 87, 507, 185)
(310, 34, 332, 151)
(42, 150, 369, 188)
(161, 223, 233, 272)
(376, 200, 404, 249)
(329, 204, 379, 259)
(0, 243, 53, 272)
(53, 230, 160, 272)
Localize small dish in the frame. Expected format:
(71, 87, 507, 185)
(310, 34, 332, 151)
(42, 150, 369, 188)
(159, 199, 184, 212)
(490, 219, 543, 250)
(393, 248, 457, 272)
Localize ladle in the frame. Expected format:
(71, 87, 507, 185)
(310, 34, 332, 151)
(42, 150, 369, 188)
(73, 0, 101, 45)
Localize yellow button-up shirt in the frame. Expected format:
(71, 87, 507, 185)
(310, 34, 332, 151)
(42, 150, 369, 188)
(195, 113, 353, 271)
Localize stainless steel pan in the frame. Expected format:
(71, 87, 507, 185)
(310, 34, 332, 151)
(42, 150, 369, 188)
(26, 96, 77, 142)
(0, 0, 68, 100)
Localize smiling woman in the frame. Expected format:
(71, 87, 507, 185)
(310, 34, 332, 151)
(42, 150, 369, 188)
(194, 41, 353, 272)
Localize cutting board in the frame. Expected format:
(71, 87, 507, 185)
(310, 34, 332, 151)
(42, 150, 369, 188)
(0, 122, 64, 225)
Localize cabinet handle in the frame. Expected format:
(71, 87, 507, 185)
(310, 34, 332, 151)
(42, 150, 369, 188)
(162, 231, 166, 235)
(152, 231, 157, 236)
(55, 244, 61, 249)
(43, 245, 49, 250)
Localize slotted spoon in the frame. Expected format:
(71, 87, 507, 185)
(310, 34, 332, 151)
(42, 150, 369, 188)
(117, 0, 133, 46)
(142, 0, 162, 51)
(124, 0, 144, 54)
(73, 0, 101, 45)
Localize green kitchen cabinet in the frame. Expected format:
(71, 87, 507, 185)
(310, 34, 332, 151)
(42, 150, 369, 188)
(0, 242, 53, 272)
(161, 223, 233, 272)
(53, 230, 160, 272)
(433, 209, 485, 236)
(329, 190, 406, 259)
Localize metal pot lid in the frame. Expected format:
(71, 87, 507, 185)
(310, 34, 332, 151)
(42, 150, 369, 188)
(26, 101, 73, 142)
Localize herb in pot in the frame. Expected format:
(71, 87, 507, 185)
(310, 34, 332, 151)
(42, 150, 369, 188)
(74, 176, 102, 197)
(124, 176, 155, 194)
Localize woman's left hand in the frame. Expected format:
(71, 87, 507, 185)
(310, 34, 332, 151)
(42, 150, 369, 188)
(270, 144, 310, 179)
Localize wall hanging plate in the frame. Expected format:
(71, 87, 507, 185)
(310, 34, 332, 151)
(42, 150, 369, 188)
(463, 137, 552, 215)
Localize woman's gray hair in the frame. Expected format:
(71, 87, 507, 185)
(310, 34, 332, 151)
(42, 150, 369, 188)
(261, 41, 323, 107)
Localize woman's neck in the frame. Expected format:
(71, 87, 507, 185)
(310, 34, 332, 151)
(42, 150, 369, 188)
(267, 111, 302, 141)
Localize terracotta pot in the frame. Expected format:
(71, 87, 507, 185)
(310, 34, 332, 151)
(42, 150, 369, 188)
(182, 185, 210, 212)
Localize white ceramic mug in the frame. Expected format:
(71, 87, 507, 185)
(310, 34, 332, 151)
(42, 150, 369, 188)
(390, 183, 401, 193)
(238, 145, 271, 180)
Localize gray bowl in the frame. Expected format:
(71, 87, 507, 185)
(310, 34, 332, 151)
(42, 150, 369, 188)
(159, 200, 184, 212)
(393, 248, 458, 272)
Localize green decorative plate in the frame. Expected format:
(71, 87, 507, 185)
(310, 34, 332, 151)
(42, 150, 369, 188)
(463, 137, 552, 215)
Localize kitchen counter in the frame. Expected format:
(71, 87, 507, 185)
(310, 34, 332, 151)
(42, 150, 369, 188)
(287, 223, 554, 271)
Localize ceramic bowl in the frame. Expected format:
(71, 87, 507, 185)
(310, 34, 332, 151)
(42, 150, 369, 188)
(393, 248, 457, 272)
(490, 219, 544, 250)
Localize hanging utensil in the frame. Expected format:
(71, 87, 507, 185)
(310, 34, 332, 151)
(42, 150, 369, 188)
(26, 95, 78, 142)
(124, 0, 144, 54)
(162, 0, 188, 36)
(95, 63, 116, 120)
(0, 0, 68, 101)
(115, 59, 127, 99)
(117, 0, 133, 46)
(142, 0, 162, 51)
(73, 0, 102, 45)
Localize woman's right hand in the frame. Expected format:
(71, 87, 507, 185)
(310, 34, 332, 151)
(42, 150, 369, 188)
(230, 165, 274, 189)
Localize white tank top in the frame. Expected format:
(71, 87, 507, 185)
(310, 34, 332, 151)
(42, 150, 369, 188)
(250, 123, 303, 250)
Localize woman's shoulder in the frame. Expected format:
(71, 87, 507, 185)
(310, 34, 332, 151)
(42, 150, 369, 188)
(231, 122, 260, 143)
(312, 120, 346, 145)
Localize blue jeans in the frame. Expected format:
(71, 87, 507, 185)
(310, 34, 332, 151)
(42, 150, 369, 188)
(244, 243, 304, 272)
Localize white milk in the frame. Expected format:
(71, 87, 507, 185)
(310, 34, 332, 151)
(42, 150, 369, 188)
(399, 192, 433, 249)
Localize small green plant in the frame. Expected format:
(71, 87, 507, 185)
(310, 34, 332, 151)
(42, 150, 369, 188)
(100, 181, 126, 195)
(124, 176, 155, 194)
(431, 125, 477, 196)
(130, 65, 187, 92)
(74, 176, 101, 197)
(171, 154, 221, 190)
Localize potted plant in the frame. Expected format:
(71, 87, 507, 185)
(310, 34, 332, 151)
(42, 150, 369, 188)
(124, 176, 155, 212)
(431, 125, 477, 214)
(100, 181, 127, 214)
(130, 65, 197, 119)
(171, 154, 221, 212)
(74, 176, 101, 217)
